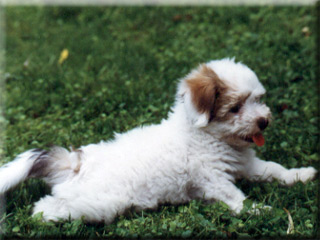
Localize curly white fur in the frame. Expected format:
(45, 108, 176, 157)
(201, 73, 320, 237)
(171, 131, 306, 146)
(0, 58, 317, 223)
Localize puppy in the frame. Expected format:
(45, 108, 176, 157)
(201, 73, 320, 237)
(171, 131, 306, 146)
(0, 58, 317, 223)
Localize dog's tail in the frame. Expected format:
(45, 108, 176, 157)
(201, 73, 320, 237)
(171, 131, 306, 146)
(0, 147, 82, 194)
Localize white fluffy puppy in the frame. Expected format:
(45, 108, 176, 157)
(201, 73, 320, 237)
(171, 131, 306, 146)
(0, 58, 317, 223)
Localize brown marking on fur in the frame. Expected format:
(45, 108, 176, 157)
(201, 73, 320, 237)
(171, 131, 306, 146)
(214, 92, 251, 122)
(74, 149, 83, 173)
(73, 164, 81, 173)
(74, 149, 83, 154)
(186, 64, 227, 120)
(28, 150, 50, 177)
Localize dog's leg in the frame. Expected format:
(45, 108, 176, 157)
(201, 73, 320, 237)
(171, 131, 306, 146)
(33, 195, 71, 222)
(243, 157, 317, 186)
(33, 193, 130, 223)
(200, 176, 247, 214)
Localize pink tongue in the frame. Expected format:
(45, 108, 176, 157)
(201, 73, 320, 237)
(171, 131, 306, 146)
(252, 133, 265, 147)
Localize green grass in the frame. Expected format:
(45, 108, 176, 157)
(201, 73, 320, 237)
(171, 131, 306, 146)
(1, 5, 318, 238)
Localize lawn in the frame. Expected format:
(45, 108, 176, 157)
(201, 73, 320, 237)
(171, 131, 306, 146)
(0, 5, 318, 238)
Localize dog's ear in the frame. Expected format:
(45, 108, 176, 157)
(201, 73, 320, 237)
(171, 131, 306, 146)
(182, 64, 226, 128)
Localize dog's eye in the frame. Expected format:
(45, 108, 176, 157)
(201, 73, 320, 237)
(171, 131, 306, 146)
(255, 94, 265, 102)
(230, 104, 241, 113)
(255, 96, 262, 102)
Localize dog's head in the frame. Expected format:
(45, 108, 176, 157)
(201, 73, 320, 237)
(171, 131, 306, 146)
(178, 58, 271, 148)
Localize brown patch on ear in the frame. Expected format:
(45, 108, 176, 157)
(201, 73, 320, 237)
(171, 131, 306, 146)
(186, 64, 227, 119)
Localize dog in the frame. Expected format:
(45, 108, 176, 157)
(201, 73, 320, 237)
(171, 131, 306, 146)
(0, 58, 317, 223)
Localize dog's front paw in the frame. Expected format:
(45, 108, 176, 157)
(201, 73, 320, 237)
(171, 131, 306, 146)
(298, 167, 317, 183)
(282, 167, 317, 186)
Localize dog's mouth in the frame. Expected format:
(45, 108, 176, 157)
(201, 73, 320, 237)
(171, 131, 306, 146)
(240, 133, 265, 147)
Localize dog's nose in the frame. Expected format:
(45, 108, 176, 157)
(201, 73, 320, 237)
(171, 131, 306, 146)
(257, 117, 269, 131)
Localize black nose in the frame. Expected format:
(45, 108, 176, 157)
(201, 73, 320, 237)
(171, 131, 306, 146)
(257, 118, 269, 131)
